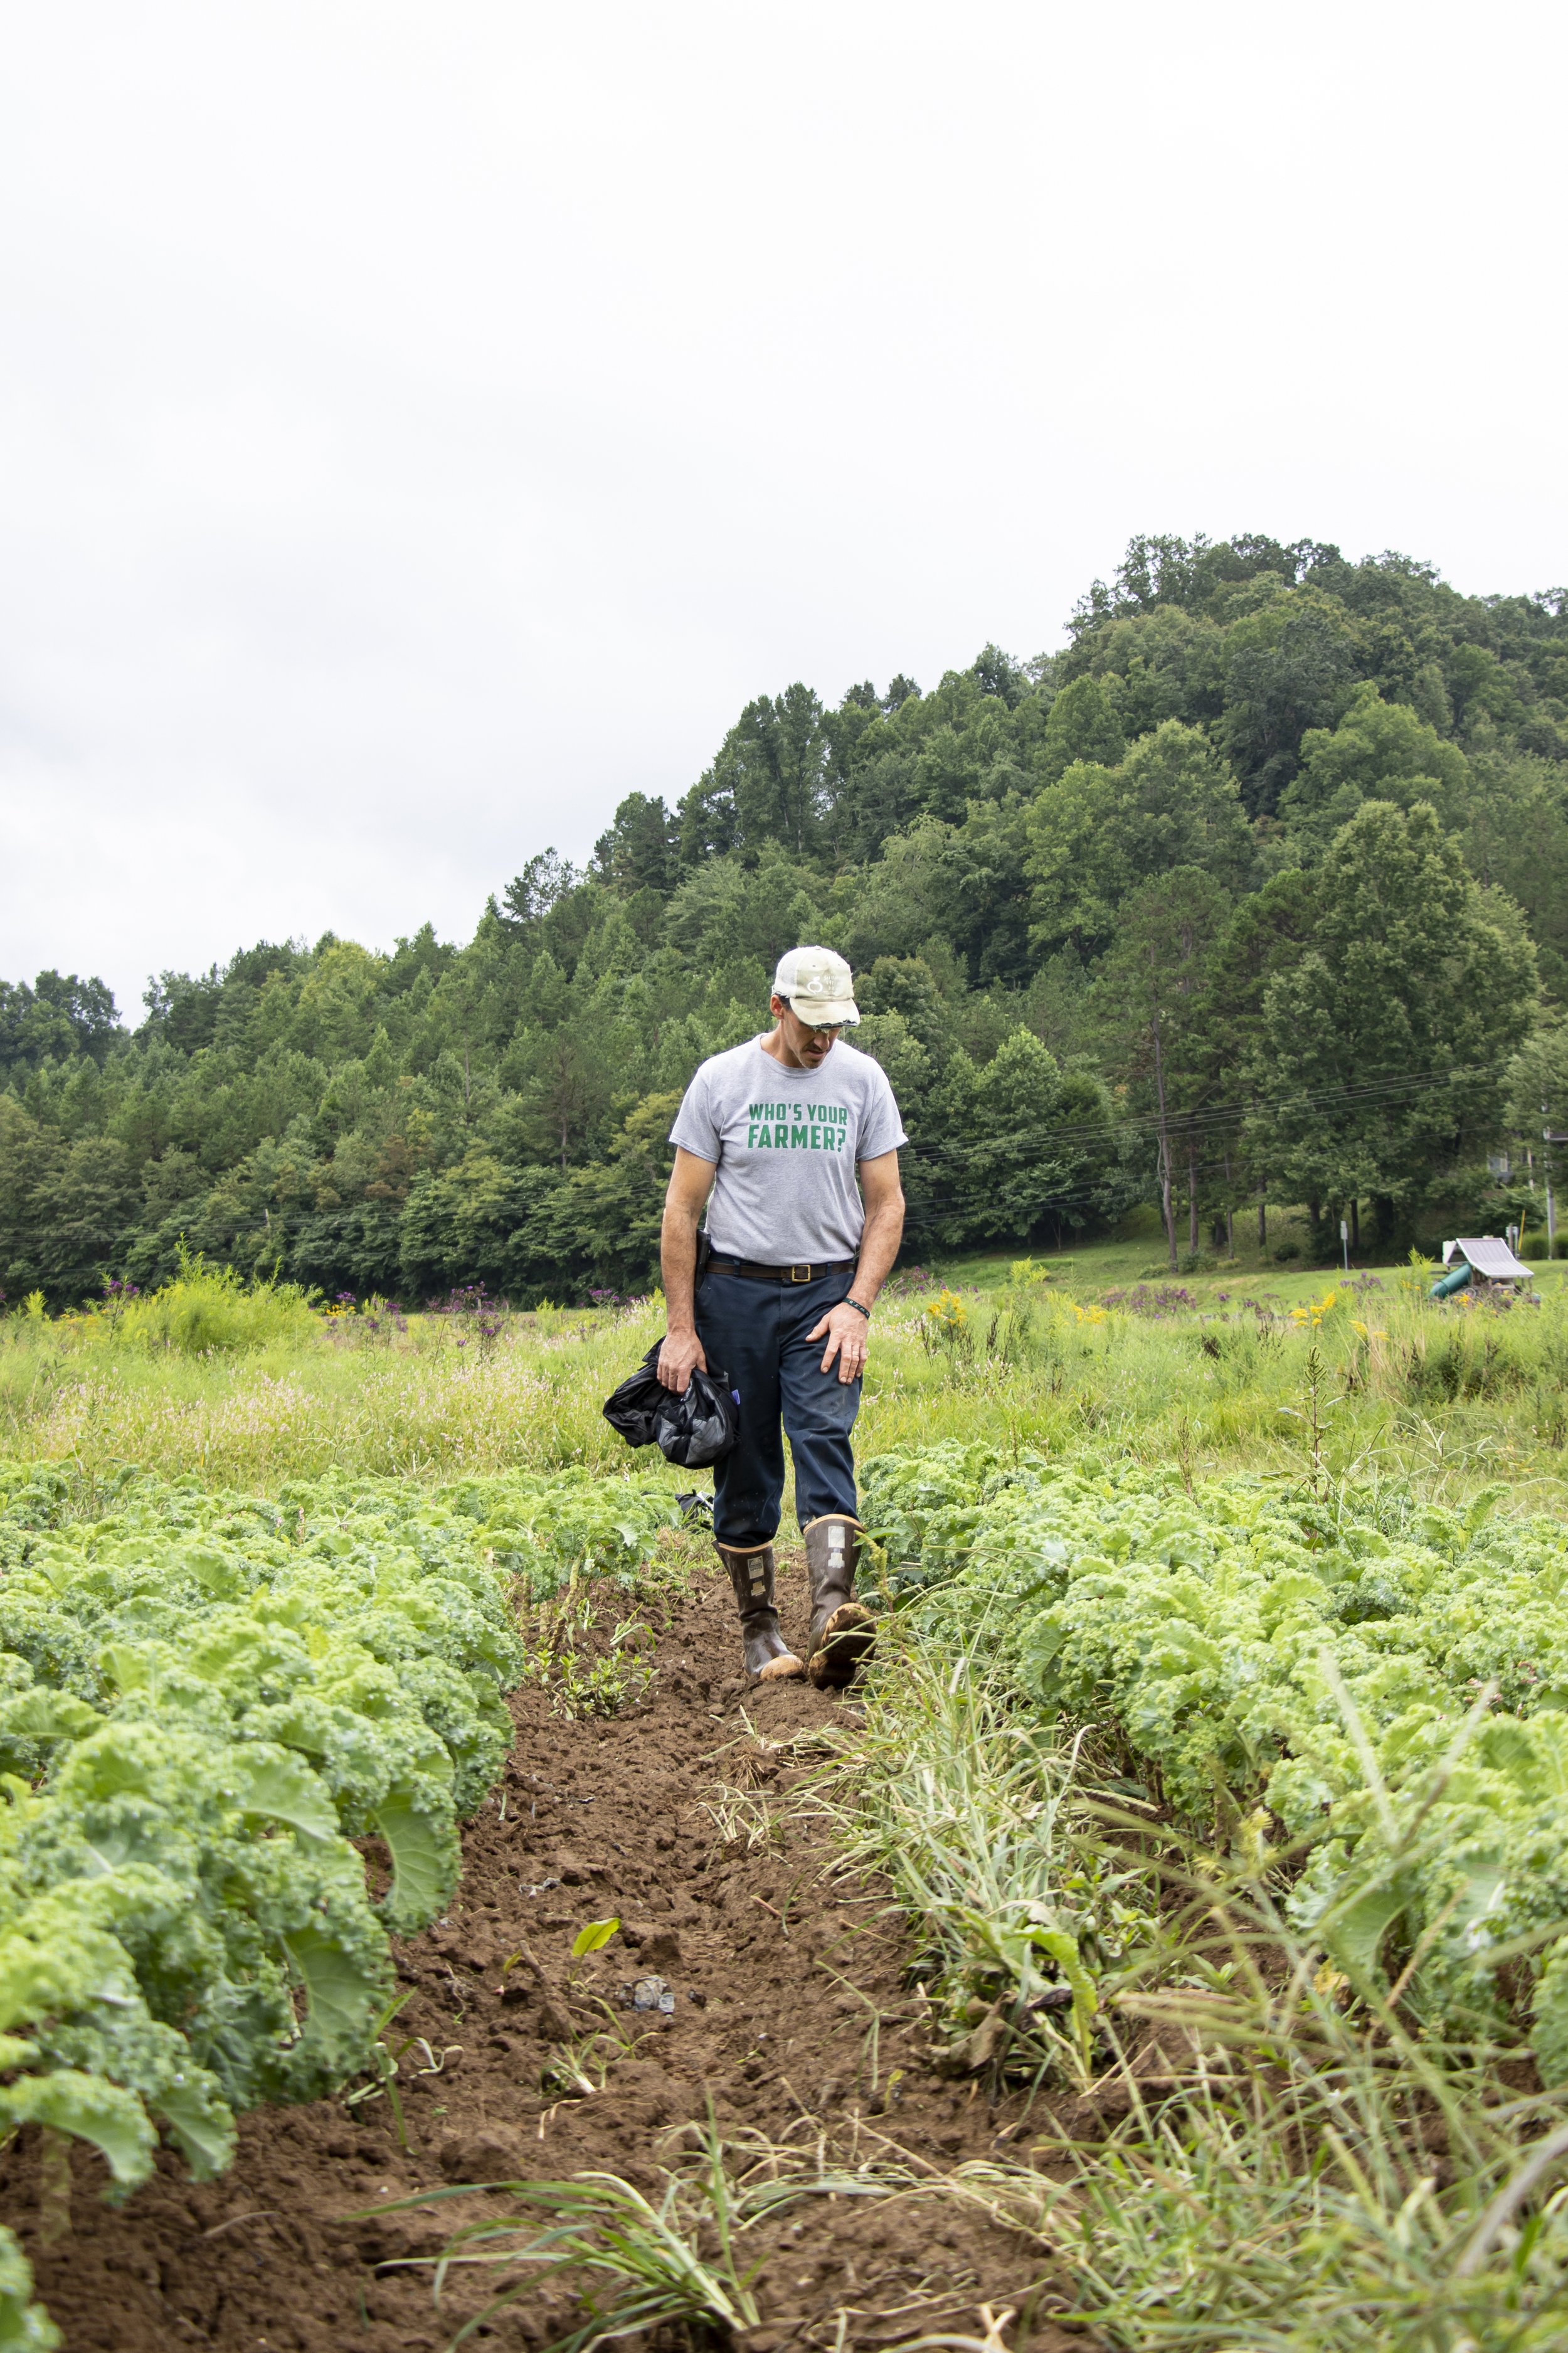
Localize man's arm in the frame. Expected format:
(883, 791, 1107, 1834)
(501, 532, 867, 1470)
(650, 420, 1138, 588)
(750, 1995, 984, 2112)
(657, 1146, 717, 1393)
(808, 1150, 906, 1384)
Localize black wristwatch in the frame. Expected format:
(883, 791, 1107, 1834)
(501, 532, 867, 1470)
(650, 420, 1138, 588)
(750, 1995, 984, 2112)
(844, 1297, 871, 1319)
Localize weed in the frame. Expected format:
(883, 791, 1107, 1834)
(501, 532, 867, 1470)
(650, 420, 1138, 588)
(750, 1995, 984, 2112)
(800, 1643, 1145, 2083)
(1278, 1341, 1331, 1494)
(381, 2120, 771, 2350)
(1400, 1322, 1530, 1405)
(989, 1872, 1568, 2353)
(517, 1591, 657, 1719)
(921, 1290, 976, 1374)
(539, 2001, 644, 2101)
(74, 1248, 322, 1356)
(339, 1989, 420, 2149)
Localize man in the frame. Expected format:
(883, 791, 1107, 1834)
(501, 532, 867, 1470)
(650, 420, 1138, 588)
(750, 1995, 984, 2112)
(658, 946, 906, 1689)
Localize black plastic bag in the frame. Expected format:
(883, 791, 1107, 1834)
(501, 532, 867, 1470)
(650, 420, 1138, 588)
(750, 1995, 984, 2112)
(601, 1342, 740, 1469)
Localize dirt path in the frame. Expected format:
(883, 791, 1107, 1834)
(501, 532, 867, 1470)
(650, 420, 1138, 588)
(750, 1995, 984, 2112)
(3, 1541, 1082, 2351)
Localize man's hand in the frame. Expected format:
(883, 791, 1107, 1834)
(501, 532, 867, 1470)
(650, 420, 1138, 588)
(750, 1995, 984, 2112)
(659, 1148, 717, 1395)
(809, 1300, 869, 1384)
(657, 1329, 708, 1394)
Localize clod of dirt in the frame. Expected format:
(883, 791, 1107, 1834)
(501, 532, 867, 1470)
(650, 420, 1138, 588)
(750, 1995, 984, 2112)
(619, 1922, 682, 1969)
(438, 2125, 529, 2182)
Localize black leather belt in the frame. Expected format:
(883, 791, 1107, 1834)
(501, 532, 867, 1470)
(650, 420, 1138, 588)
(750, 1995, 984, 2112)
(707, 1255, 855, 1283)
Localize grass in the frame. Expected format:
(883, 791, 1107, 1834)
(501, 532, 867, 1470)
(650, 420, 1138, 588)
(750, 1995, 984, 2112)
(9, 1233, 1563, 1506)
(930, 1198, 1568, 1307)
(810, 1649, 1568, 2350)
(802, 1641, 1116, 2082)
(376, 2120, 769, 2350)
(0, 1299, 647, 1488)
(6, 1244, 1568, 1507)
(1017, 1871, 1568, 2353)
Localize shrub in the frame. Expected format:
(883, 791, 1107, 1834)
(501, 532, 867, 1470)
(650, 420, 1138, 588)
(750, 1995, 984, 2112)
(85, 1253, 322, 1356)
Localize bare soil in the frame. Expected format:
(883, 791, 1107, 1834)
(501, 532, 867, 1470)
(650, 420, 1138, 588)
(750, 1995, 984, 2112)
(1, 1540, 1086, 2352)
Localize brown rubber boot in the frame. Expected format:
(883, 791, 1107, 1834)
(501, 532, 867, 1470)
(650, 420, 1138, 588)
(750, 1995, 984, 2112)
(802, 1514, 874, 1689)
(716, 1541, 804, 1681)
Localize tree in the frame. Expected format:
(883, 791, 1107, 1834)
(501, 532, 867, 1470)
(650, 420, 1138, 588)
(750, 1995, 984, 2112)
(501, 849, 583, 927)
(1454, 753, 1568, 998)
(1205, 873, 1323, 1246)
(1066, 533, 1331, 641)
(857, 956, 953, 1057)
(0, 1098, 139, 1303)
(677, 684, 833, 864)
(5, 536, 1567, 1305)
(1036, 675, 1125, 785)
(512, 1007, 622, 1172)
(543, 1090, 684, 1291)
(288, 943, 386, 1065)
(140, 969, 223, 1054)
(970, 644, 1027, 708)
(1505, 1017, 1568, 1252)
(1245, 801, 1538, 1251)
(922, 1028, 1131, 1248)
(1027, 721, 1253, 956)
(594, 793, 677, 897)
(1278, 685, 1471, 848)
(398, 1152, 556, 1300)
(1218, 593, 1364, 813)
(0, 972, 120, 1073)
(1058, 607, 1217, 741)
(662, 844, 824, 988)
(1089, 869, 1232, 1268)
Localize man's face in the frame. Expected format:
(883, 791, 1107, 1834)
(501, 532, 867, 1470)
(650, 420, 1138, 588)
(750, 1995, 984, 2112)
(770, 993, 843, 1070)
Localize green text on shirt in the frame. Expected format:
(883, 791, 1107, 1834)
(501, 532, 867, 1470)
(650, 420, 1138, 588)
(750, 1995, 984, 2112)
(745, 1103, 849, 1152)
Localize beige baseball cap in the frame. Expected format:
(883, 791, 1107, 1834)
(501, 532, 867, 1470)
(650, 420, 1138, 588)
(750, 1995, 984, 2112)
(772, 945, 860, 1026)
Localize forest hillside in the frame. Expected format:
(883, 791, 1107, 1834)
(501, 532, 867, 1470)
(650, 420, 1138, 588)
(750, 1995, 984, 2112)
(4, 532, 1567, 1306)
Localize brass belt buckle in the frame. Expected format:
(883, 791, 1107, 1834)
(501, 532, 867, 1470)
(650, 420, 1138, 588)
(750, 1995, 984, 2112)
(790, 1263, 811, 1283)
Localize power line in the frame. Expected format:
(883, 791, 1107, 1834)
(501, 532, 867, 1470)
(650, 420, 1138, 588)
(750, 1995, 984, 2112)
(895, 1060, 1508, 1167)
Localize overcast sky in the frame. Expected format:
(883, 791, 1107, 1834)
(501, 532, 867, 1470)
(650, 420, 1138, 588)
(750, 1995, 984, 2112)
(1, 0, 1564, 1018)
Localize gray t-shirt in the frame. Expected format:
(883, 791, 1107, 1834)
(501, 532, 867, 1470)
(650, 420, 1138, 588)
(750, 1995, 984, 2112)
(669, 1036, 907, 1263)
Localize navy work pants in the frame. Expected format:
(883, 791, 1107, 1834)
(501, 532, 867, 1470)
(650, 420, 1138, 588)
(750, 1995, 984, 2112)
(694, 1265, 861, 1548)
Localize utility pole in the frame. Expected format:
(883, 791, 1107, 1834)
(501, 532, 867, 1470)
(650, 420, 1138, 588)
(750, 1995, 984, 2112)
(1545, 1120, 1567, 1258)
(1150, 997, 1177, 1273)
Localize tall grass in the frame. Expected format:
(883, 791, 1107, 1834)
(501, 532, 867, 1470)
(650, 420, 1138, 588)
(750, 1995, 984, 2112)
(1010, 1851, 1568, 2352)
(802, 1642, 1116, 2079)
(3, 1267, 1568, 1501)
(816, 1644, 1568, 2350)
(92, 1253, 323, 1354)
(0, 1290, 663, 1488)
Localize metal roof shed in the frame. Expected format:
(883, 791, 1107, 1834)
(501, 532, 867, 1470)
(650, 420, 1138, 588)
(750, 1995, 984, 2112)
(1452, 1236, 1534, 1282)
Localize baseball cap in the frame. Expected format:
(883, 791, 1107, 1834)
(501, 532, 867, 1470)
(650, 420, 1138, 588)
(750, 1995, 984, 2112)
(771, 945, 860, 1026)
